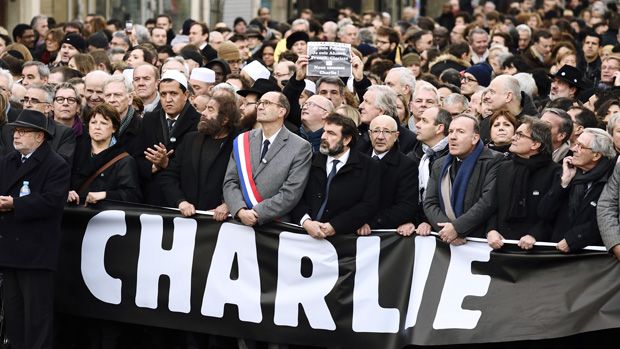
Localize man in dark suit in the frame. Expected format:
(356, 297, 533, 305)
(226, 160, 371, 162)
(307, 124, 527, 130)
(424, 114, 503, 243)
(223, 91, 312, 225)
(356, 115, 418, 236)
(138, 70, 200, 205)
(14, 84, 76, 164)
(358, 85, 417, 154)
(160, 94, 240, 219)
(293, 113, 381, 238)
(0, 109, 71, 349)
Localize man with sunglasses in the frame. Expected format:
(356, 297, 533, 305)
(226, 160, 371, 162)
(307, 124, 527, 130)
(224, 91, 312, 226)
(0, 109, 71, 349)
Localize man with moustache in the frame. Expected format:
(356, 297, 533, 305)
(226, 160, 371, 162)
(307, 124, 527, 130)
(161, 94, 240, 219)
(424, 115, 503, 243)
(293, 113, 380, 238)
(139, 70, 200, 205)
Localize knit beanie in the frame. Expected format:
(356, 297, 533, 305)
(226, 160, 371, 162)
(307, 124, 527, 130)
(464, 63, 493, 87)
(217, 41, 241, 61)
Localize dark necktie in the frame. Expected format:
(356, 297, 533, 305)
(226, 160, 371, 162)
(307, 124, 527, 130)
(21, 156, 26, 164)
(372, 155, 380, 161)
(260, 139, 270, 161)
(167, 118, 175, 132)
(315, 159, 339, 221)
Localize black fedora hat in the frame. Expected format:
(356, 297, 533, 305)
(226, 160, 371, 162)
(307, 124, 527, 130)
(8, 109, 52, 138)
(237, 78, 281, 98)
(286, 31, 309, 50)
(548, 65, 585, 90)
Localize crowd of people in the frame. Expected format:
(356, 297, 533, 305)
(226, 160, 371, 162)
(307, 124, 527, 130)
(2, 1, 620, 348)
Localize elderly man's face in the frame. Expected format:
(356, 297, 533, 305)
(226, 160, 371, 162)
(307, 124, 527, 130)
(570, 132, 600, 170)
(470, 33, 489, 56)
(359, 90, 383, 125)
(410, 88, 438, 118)
(370, 116, 399, 154)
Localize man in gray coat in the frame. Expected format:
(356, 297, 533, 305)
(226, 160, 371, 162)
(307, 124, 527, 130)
(597, 162, 620, 259)
(423, 115, 503, 243)
(223, 91, 312, 225)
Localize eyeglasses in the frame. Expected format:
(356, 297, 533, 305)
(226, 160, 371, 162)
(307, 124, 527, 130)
(54, 96, 78, 104)
(257, 100, 284, 108)
(370, 129, 398, 136)
(20, 97, 49, 105)
(376, 40, 390, 45)
(13, 128, 39, 137)
(514, 131, 533, 141)
(573, 141, 594, 152)
(460, 75, 478, 84)
(302, 101, 328, 112)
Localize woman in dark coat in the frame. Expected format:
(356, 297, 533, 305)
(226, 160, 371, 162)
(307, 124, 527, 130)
(487, 116, 561, 250)
(67, 103, 141, 205)
(0, 93, 12, 154)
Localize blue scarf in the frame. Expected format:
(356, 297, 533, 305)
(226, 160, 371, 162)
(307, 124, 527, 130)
(438, 140, 484, 217)
(299, 126, 323, 153)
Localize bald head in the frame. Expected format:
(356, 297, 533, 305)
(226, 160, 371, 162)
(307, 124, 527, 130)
(84, 70, 111, 108)
(370, 114, 400, 154)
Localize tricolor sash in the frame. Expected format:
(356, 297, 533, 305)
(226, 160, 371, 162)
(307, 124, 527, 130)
(233, 132, 264, 208)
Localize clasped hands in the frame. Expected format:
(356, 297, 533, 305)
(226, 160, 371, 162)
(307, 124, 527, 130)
(303, 219, 335, 239)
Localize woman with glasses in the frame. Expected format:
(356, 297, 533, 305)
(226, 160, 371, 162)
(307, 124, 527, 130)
(487, 117, 560, 250)
(67, 103, 141, 205)
(53, 82, 84, 139)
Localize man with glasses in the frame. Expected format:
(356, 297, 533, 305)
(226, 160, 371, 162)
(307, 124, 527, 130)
(356, 114, 418, 236)
(460, 63, 492, 98)
(0, 109, 70, 349)
(359, 85, 417, 154)
(543, 128, 616, 252)
(292, 113, 380, 238)
(236, 78, 280, 131)
(540, 108, 574, 163)
(224, 91, 312, 226)
(299, 95, 333, 152)
(18, 84, 76, 164)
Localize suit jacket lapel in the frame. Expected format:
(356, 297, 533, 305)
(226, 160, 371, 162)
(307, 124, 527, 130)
(250, 130, 262, 176)
(6, 145, 48, 190)
(255, 128, 289, 178)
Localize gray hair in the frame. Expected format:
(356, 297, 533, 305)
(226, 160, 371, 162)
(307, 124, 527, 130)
(521, 116, 553, 156)
(606, 112, 620, 135)
(468, 28, 488, 42)
(412, 81, 439, 104)
(0, 69, 14, 91)
(23, 61, 50, 79)
(497, 52, 513, 67)
(102, 74, 133, 93)
(501, 75, 522, 104)
(358, 28, 374, 44)
(338, 23, 357, 38)
(163, 56, 190, 77)
(584, 128, 616, 159)
(133, 24, 151, 44)
(367, 85, 398, 119)
(516, 24, 532, 37)
(27, 84, 54, 104)
(212, 83, 239, 101)
(112, 31, 132, 48)
(389, 67, 416, 95)
(30, 15, 48, 28)
(54, 82, 82, 108)
(443, 93, 469, 110)
(513, 72, 538, 97)
(291, 18, 310, 31)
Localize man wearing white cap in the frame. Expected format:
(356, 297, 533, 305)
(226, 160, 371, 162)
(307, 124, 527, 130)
(189, 67, 216, 96)
(138, 69, 200, 205)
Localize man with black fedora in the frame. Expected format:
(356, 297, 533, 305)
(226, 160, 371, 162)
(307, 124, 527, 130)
(549, 64, 585, 101)
(0, 109, 71, 349)
(237, 78, 280, 130)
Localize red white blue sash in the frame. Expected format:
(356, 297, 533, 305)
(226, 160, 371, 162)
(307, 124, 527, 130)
(233, 132, 264, 208)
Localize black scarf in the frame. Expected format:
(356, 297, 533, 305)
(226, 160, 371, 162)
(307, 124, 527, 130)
(506, 153, 553, 221)
(568, 157, 614, 220)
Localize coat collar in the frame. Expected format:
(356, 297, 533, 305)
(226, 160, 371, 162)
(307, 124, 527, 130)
(5, 142, 51, 191)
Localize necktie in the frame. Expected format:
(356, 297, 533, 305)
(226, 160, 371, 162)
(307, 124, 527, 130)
(21, 156, 26, 163)
(167, 118, 175, 132)
(260, 139, 270, 161)
(315, 160, 339, 221)
(372, 155, 380, 161)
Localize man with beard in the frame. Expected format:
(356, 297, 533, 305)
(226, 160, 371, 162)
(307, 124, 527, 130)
(236, 78, 280, 130)
(139, 70, 200, 205)
(293, 113, 380, 238)
(161, 94, 240, 219)
(549, 65, 583, 101)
